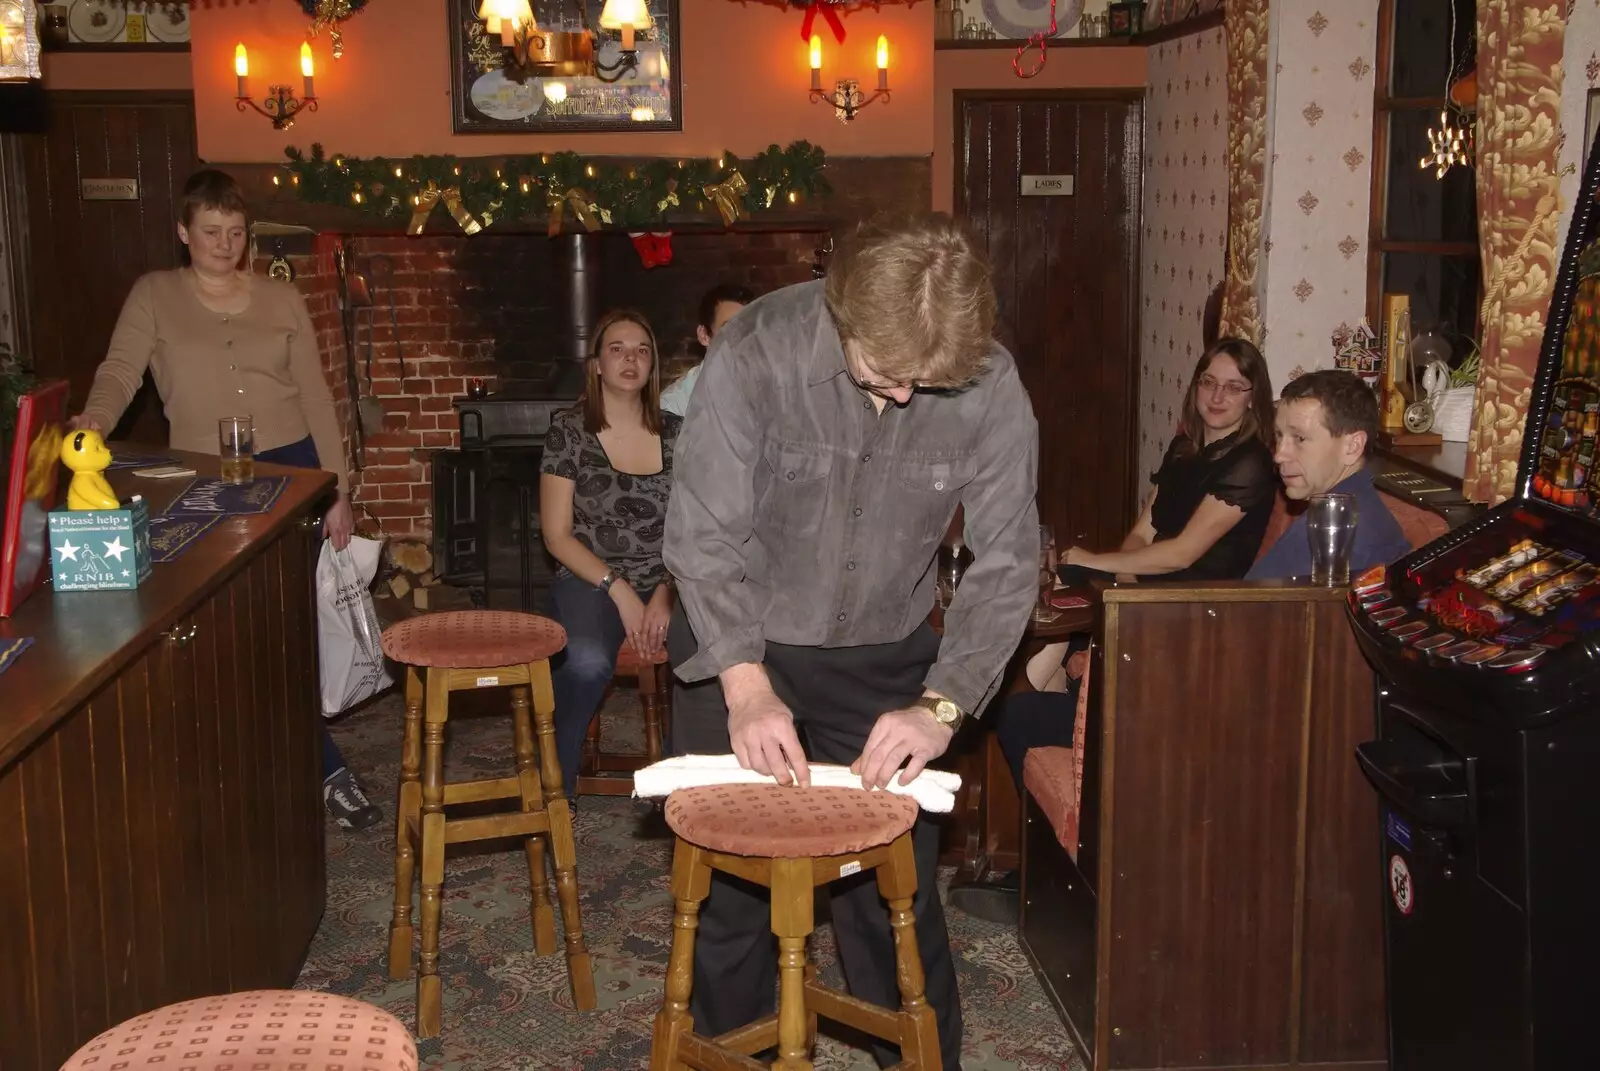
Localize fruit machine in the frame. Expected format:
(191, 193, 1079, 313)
(1345, 147, 1600, 1068)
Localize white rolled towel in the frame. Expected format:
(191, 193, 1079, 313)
(633, 753, 964, 814)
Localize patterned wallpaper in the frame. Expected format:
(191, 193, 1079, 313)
(1259, 0, 1381, 390)
(1137, 25, 1229, 492)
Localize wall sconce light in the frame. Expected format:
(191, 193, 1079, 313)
(594, 0, 650, 82)
(809, 33, 890, 122)
(234, 42, 319, 130)
(0, 0, 41, 83)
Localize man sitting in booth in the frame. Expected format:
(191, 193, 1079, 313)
(1245, 368, 1411, 580)
(957, 369, 1414, 921)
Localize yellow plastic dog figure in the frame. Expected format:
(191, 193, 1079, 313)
(60, 429, 121, 511)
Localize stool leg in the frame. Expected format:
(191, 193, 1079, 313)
(530, 659, 597, 1010)
(417, 668, 451, 1039)
(581, 716, 601, 781)
(878, 832, 940, 1069)
(641, 663, 664, 764)
(650, 839, 712, 1071)
(511, 682, 558, 956)
(771, 858, 817, 1071)
(387, 666, 425, 980)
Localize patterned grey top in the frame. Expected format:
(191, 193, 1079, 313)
(541, 406, 682, 590)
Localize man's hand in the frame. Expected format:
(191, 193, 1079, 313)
(723, 664, 810, 787)
(851, 705, 955, 791)
(68, 414, 102, 433)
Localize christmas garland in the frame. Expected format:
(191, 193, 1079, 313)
(298, 0, 370, 59)
(281, 141, 831, 234)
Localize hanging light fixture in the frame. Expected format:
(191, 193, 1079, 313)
(481, 0, 651, 84)
(1418, 2, 1475, 179)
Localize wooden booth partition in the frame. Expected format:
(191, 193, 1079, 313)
(0, 457, 332, 1071)
(1022, 584, 1387, 1071)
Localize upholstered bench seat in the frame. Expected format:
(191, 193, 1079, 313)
(380, 609, 567, 668)
(664, 783, 920, 857)
(1023, 746, 1081, 860)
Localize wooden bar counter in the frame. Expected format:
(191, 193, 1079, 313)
(0, 453, 334, 1071)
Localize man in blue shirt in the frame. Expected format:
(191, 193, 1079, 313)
(1247, 369, 1412, 579)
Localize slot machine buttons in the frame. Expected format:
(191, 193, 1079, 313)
(1353, 566, 1388, 596)
(1459, 644, 1508, 665)
(1390, 622, 1429, 641)
(1371, 607, 1410, 626)
(1414, 633, 1457, 651)
(1487, 648, 1546, 670)
(1360, 591, 1395, 610)
(1437, 641, 1482, 660)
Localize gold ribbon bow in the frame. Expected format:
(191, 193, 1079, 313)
(566, 188, 610, 231)
(547, 185, 566, 236)
(656, 178, 679, 216)
(308, 0, 354, 60)
(408, 183, 482, 235)
(703, 170, 749, 227)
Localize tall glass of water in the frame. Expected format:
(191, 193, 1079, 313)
(1035, 524, 1062, 623)
(1307, 493, 1357, 586)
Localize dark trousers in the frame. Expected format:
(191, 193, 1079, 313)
(993, 690, 1075, 793)
(544, 572, 659, 799)
(666, 602, 965, 1071)
(257, 435, 345, 783)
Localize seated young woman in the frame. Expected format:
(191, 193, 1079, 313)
(1060, 337, 1279, 581)
(539, 309, 681, 803)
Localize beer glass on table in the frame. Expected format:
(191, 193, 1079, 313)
(218, 416, 254, 484)
(1307, 493, 1357, 586)
(1035, 523, 1062, 623)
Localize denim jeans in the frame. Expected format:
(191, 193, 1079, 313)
(257, 436, 345, 783)
(544, 571, 657, 799)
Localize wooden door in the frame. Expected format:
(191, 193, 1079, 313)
(17, 91, 198, 444)
(957, 92, 1142, 552)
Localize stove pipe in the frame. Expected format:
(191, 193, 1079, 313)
(565, 232, 598, 365)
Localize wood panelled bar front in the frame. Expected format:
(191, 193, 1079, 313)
(0, 454, 333, 1071)
(1022, 583, 1387, 1071)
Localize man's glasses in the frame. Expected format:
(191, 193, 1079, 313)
(1197, 376, 1253, 397)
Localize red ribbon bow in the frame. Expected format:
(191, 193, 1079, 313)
(800, 0, 847, 44)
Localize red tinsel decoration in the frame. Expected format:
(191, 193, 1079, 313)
(727, 0, 926, 45)
(1013, 0, 1057, 79)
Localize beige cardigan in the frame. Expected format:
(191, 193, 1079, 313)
(82, 269, 350, 493)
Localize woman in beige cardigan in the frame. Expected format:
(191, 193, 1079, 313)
(72, 169, 379, 831)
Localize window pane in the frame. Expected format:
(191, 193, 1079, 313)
(1380, 251, 1482, 347)
(1383, 109, 1479, 243)
(1390, 0, 1474, 100)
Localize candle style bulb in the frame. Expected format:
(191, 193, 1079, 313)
(809, 33, 822, 91)
(876, 34, 889, 91)
(234, 43, 249, 99)
(300, 41, 315, 98)
(622, 22, 635, 51)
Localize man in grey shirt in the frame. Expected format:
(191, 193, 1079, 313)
(664, 215, 1039, 1070)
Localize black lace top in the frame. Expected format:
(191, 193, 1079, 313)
(1147, 429, 1278, 581)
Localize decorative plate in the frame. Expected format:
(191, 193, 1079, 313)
(980, 0, 1085, 38)
(67, 0, 126, 43)
(468, 69, 542, 122)
(145, 3, 191, 44)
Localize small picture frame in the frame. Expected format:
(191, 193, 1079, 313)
(1585, 88, 1600, 165)
(1107, 1, 1146, 37)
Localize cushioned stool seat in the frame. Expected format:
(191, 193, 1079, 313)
(650, 785, 941, 1070)
(578, 642, 671, 797)
(60, 990, 417, 1070)
(665, 784, 919, 856)
(380, 610, 566, 668)
(614, 643, 668, 672)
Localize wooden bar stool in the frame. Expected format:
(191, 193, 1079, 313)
(577, 642, 671, 796)
(649, 784, 941, 1071)
(60, 990, 417, 1070)
(380, 609, 597, 1039)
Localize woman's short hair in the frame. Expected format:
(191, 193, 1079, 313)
(582, 308, 663, 435)
(178, 169, 250, 228)
(824, 214, 997, 389)
(1174, 337, 1276, 457)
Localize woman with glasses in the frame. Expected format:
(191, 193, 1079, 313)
(1060, 337, 1277, 580)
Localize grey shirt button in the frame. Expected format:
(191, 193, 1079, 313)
(852, 506, 862, 517)
(836, 612, 846, 622)
(863, 400, 872, 410)
(861, 454, 871, 464)
(846, 561, 856, 570)
(786, 471, 796, 481)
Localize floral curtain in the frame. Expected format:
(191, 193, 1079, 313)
(1466, 2, 1565, 504)
(1218, 0, 1270, 343)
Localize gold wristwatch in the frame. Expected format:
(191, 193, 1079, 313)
(913, 695, 966, 733)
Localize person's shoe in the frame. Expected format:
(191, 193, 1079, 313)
(947, 871, 1021, 925)
(324, 766, 383, 831)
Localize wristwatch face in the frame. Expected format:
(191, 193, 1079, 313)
(921, 697, 963, 726)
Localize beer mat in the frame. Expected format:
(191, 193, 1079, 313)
(107, 452, 176, 470)
(164, 476, 288, 517)
(1049, 592, 1092, 610)
(148, 514, 222, 563)
(0, 637, 33, 676)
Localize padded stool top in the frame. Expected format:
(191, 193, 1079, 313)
(382, 610, 566, 668)
(60, 989, 417, 1070)
(615, 642, 669, 671)
(665, 784, 919, 857)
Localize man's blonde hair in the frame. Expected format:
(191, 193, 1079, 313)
(824, 214, 997, 389)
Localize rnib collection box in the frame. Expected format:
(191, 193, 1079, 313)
(48, 498, 154, 591)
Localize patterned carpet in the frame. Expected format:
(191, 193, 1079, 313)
(304, 688, 1084, 1071)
